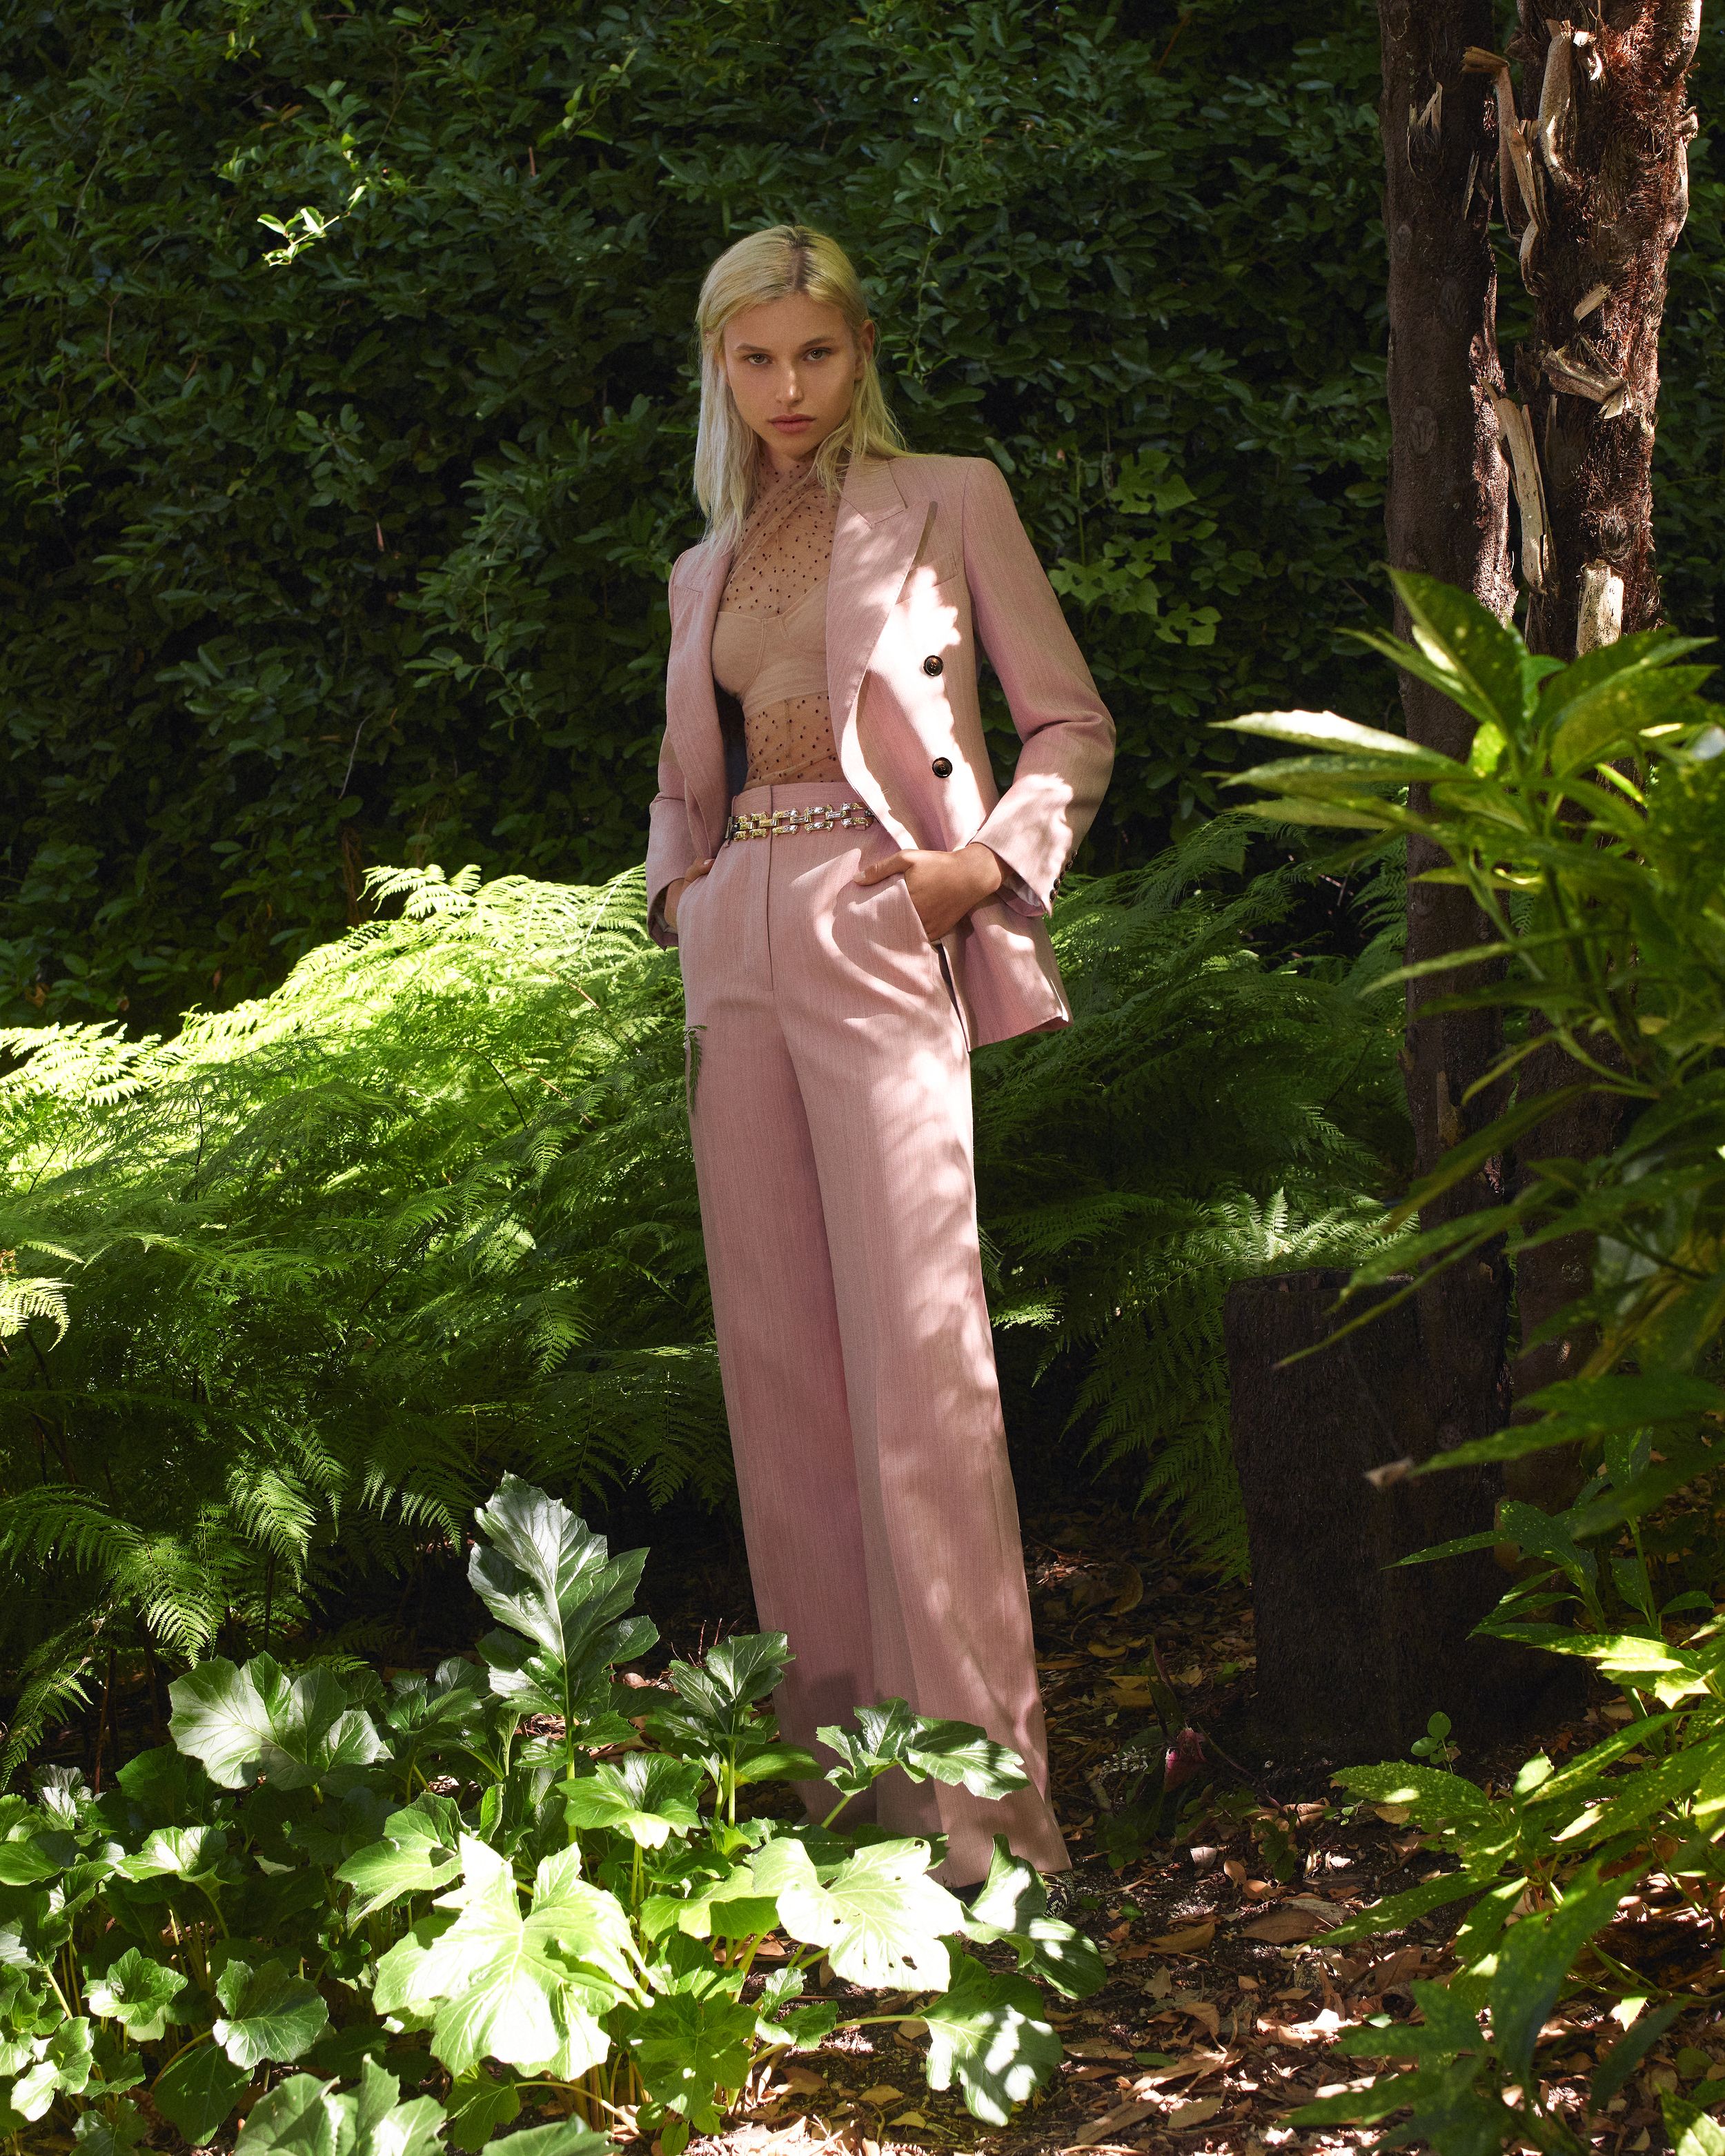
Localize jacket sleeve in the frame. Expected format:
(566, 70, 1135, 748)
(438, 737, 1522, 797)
(645, 732, 695, 948)
(645, 561, 699, 947)
(961, 458, 1115, 916)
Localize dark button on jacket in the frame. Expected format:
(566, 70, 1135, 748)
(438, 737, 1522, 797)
(931, 756, 954, 778)
(922, 654, 944, 677)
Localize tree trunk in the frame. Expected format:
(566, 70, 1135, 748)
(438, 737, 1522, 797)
(1226, 1273, 1524, 1757)
(1379, 0, 1517, 1458)
(1479, 2, 1703, 1498)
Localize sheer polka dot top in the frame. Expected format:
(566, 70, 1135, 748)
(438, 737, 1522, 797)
(711, 464, 845, 788)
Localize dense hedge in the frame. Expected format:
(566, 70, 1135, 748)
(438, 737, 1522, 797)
(1, 0, 1720, 1028)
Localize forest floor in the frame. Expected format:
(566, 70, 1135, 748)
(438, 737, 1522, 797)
(634, 1490, 1725, 2156)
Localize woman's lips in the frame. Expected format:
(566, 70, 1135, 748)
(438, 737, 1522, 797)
(771, 415, 813, 430)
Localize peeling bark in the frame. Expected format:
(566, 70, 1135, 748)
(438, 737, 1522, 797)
(1508, 4, 1702, 657)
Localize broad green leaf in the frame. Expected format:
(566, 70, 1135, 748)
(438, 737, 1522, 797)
(152, 2040, 251, 2145)
(10, 2017, 93, 2122)
(560, 1755, 702, 1848)
(86, 1949, 188, 2041)
(1490, 1864, 1632, 2086)
(1519, 1369, 1725, 1430)
(1332, 1762, 1498, 1828)
(235, 2059, 447, 2156)
(486, 2123, 613, 2156)
(385, 1658, 490, 1742)
(921, 1953, 1061, 2126)
(1390, 570, 1548, 733)
(1214, 709, 1451, 762)
(370, 1913, 452, 2019)
(773, 1836, 961, 1990)
(1288, 2072, 1422, 2126)
(72, 2099, 148, 2156)
(213, 1957, 331, 2070)
(336, 1796, 464, 1921)
(816, 1699, 1029, 1802)
(168, 1654, 387, 1790)
(958, 1838, 1105, 1997)
(0, 1841, 58, 1888)
(117, 1823, 228, 1882)
(446, 2066, 521, 2153)
(469, 1479, 658, 1729)
(233, 2074, 342, 2156)
(1664, 2093, 1725, 2156)
(625, 1990, 756, 2134)
(414, 1837, 631, 2076)
(1592, 2001, 1684, 2113)
(1320, 1869, 1490, 1946)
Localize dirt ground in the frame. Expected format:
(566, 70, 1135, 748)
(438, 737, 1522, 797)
(636, 1492, 1725, 2156)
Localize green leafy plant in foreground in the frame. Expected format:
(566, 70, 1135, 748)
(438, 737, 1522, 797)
(1225, 575, 1725, 2155)
(0, 1475, 1102, 2153)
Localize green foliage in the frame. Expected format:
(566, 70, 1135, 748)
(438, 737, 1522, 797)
(3, 0, 1397, 1026)
(0, 1476, 1103, 2150)
(0, 865, 713, 1758)
(1, 833, 1405, 1723)
(976, 818, 1411, 1572)
(1228, 587, 1725, 2155)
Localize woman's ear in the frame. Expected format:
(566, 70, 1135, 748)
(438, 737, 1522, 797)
(856, 319, 877, 376)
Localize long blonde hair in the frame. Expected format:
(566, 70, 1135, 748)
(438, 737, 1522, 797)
(693, 224, 905, 552)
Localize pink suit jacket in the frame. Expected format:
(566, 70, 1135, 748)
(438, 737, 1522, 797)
(647, 452, 1115, 1047)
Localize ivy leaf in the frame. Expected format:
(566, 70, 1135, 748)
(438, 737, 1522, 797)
(625, 1990, 757, 2135)
(815, 1700, 1029, 1802)
(86, 1949, 189, 2041)
(413, 1837, 633, 2077)
(152, 2041, 251, 2145)
(771, 1836, 961, 1990)
(212, 1957, 331, 2070)
(561, 1756, 702, 1848)
(644, 1634, 793, 1775)
(959, 1838, 1105, 1997)
(922, 1953, 1062, 2126)
(469, 1478, 658, 1732)
(168, 1654, 387, 1790)
(335, 1796, 464, 1921)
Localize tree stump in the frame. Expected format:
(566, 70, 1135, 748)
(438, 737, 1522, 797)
(1226, 1269, 1569, 1761)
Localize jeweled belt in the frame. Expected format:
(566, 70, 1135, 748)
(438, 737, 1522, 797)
(724, 802, 877, 842)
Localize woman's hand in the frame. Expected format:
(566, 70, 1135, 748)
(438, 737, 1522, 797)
(854, 842, 1005, 940)
(664, 858, 713, 932)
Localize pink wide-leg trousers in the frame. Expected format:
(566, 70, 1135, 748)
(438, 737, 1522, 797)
(678, 783, 1067, 1885)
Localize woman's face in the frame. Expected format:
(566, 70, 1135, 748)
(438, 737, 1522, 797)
(721, 294, 874, 473)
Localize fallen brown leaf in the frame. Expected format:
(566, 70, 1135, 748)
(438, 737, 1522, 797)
(1168, 2095, 1225, 2128)
(1147, 1919, 1216, 1953)
(1132, 2048, 1227, 2090)
(780, 2067, 825, 2096)
(856, 2084, 904, 2106)
(1072, 2097, 1161, 2146)
(1067, 2040, 1134, 2062)
(1239, 1898, 1342, 1944)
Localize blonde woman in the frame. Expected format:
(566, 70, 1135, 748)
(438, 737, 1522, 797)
(647, 225, 1113, 1885)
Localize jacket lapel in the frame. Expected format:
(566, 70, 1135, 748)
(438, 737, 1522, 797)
(664, 538, 732, 843)
(828, 457, 933, 762)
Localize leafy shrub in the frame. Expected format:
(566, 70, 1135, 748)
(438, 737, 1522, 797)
(0, 1475, 1102, 2152)
(1225, 579, 1725, 2156)
(4, 0, 1393, 1026)
(0, 864, 715, 1761)
(1, 837, 1406, 1734)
